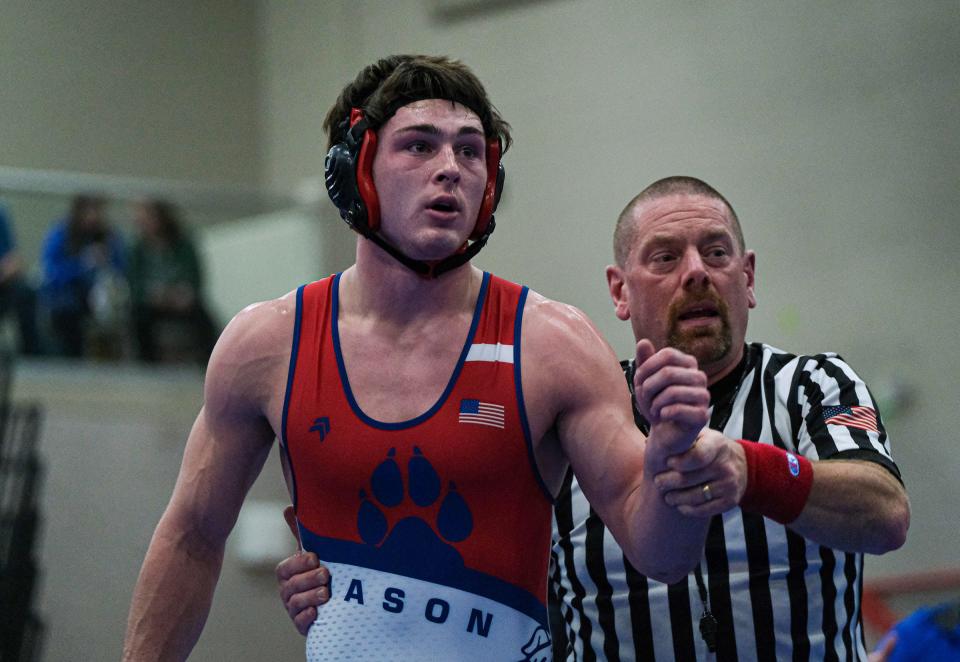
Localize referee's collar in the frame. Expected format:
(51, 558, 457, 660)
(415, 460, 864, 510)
(707, 346, 748, 406)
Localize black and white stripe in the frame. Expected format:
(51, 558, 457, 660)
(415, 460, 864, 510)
(551, 342, 900, 661)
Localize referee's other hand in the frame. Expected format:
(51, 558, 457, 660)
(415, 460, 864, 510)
(276, 505, 331, 635)
(654, 430, 747, 518)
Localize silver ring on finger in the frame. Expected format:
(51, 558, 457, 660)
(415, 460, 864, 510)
(701, 483, 713, 503)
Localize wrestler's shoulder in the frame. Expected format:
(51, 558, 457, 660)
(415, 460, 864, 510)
(206, 289, 298, 384)
(520, 289, 619, 383)
(522, 290, 610, 351)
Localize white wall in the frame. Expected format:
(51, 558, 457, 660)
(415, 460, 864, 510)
(0, 0, 262, 187)
(200, 209, 325, 323)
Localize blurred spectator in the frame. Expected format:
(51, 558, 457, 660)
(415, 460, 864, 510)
(0, 201, 41, 355)
(869, 599, 960, 662)
(40, 195, 126, 358)
(128, 200, 217, 364)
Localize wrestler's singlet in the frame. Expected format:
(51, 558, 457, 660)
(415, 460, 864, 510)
(282, 272, 553, 661)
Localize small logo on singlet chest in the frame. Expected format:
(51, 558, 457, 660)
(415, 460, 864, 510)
(310, 417, 331, 441)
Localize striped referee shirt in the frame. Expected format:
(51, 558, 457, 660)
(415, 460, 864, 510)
(550, 342, 901, 661)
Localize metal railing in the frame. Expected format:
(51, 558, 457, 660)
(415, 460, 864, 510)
(0, 352, 46, 661)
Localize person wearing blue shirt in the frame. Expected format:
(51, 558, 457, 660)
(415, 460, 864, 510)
(40, 195, 126, 357)
(874, 599, 960, 662)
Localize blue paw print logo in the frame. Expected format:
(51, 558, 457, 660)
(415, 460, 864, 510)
(357, 447, 473, 557)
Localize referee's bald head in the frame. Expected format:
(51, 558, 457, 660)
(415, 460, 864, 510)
(613, 176, 744, 268)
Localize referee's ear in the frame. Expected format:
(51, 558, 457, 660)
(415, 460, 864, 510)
(606, 264, 631, 320)
(743, 250, 757, 309)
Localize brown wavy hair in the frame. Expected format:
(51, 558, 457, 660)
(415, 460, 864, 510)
(323, 55, 512, 153)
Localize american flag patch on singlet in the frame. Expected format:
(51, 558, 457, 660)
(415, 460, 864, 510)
(459, 399, 505, 429)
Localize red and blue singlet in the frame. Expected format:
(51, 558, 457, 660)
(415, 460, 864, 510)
(281, 272, 553, 661)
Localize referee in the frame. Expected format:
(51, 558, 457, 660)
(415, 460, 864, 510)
(551, 176, 909, 661)
(274, 176, 910, 661)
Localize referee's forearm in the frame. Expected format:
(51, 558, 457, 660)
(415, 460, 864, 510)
(787, 459, 910, 553)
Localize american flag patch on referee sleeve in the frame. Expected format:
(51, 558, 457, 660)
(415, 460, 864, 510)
(822, 404, 879, 433)
(458, 399, 505, 429)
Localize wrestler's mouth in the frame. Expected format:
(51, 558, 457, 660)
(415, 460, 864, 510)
(426, 195, 460, 213)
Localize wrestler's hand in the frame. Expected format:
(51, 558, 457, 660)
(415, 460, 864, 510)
(276, 505, 330, 635)
(653, 429, 748, 517)
(634, 339, 709, 465)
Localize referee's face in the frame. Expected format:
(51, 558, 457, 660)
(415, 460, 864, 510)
(608, 193, 757, 382)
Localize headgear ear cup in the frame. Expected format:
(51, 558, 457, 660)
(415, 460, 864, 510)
(324, 109, 381, 234)
(353, 120, 380, 231)
(471, 138, 505, 240)
(324, 142, 358, 222)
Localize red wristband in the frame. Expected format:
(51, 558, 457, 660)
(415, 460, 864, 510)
(737, 440, 814, 524)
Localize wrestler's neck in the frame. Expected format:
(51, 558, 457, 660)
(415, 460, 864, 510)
(341, 240, 483, 324)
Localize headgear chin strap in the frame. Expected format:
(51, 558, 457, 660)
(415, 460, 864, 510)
(324, 107, 504, 278)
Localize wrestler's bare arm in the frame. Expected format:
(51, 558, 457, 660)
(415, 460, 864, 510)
(521, 293, 712, 583)
(122, 295, 295, 661)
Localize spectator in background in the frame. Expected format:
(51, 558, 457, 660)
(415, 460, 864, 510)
(0, 200, 41, 355)
(40, 195, 126, 358)
(128, 199, 217, 364)
(870, 599, 960, 662)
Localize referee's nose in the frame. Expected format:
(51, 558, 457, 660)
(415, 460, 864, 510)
(680, 247, 711, 292)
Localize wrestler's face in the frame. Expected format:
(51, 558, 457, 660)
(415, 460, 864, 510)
(607, 193, 756, 381)
(372, 99, 487, 261)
